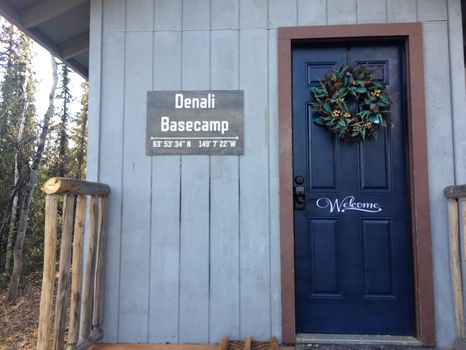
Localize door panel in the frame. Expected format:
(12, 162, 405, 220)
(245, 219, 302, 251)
(293, 45, 414, 335)
(359, 133, 391, 190)
(361, 219, 394, 296)
(309, 219, 339, 296)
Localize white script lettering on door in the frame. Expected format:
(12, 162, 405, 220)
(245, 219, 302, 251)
(316, 196, 382, 213)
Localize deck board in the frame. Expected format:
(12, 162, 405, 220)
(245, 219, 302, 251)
(89, 345, 218, 350)
(90, 344, 294, 350)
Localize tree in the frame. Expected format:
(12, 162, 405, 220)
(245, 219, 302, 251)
(0, 24, 35, 274)
(69, 82, 88, 180)
(55, 64, 72, 177)
(0, 19, 88, 297)
(4, 71, 36, 273)
(7, 54, 58, 301)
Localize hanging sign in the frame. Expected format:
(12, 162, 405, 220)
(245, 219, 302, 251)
(146, 90, 244, 155)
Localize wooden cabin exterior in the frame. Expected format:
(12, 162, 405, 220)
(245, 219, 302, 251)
(1, 0, 466, 349)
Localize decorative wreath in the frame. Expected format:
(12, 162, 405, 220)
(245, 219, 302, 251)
(311, 65, 391, 142)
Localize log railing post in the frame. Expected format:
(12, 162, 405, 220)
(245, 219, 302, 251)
(36, 178, 110, 350)
(81, 196, 98, 339)
(68, 195, 87, 350)
(36, 195, 58, 350)
(93, 196, 108, 330)
(444, 184, 466, 344)
(448, 198, 464, 338)
(52, 194, 76, 350)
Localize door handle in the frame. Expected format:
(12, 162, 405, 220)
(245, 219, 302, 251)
(294, 185, 306, 210)
(294, 175, 306, 210)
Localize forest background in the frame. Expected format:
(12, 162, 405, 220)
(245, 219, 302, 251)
(0, 17, 88, 349)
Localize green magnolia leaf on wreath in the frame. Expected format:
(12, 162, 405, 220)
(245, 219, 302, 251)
(344, 76, 351, 87)
(379, 95, 390, 104)
(359, 110, 370, 118)
(323, 103, 331, 113)
(337, 119, 347, 128)
(314, 117, 326, 125)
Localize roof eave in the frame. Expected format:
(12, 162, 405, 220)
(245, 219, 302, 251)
(0, 1, 89, 79)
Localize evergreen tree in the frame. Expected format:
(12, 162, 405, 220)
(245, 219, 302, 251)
(0, 19, 87, 296)
(56, 63, 72, 177)
(0, 23, 36, 275)
(69, 82, 88, 180)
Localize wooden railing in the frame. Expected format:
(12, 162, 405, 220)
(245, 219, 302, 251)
(36, 178, 110, 350)
(445, 184, 466, 343)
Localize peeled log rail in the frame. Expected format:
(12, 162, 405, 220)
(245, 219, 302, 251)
(43, 177, 110, 196)
(68, 195, 87, 348)
(36, 195, 58, 350)
(36, 178, 110, 350)
(444, 184, 466, 344)
(52, 194, 76, 350)
(81, 196, 98, 339)
(92, 197, 108, 330)
(445, 184, 466, 199)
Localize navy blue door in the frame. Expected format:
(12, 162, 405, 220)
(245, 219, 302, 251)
(293, 45, 415, 335)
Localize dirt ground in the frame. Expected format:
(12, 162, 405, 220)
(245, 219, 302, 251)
(0, 278, 41, 350)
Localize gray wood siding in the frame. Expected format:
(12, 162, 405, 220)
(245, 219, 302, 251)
(210, 29, 240, 342)
(87, 0, 465, 348)
(150, 30, 182, 344)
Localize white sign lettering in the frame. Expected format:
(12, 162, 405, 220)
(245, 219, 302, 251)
(160, 116, 229, 134)
(175, 93, 215, 109)
(316, 196, 382, 213)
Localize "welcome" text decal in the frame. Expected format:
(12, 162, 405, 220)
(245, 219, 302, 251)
(316, 196, 382, 213)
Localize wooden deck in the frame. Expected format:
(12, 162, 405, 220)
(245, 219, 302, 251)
(89, 345, 219, 350)
(89, 345, 294, 350)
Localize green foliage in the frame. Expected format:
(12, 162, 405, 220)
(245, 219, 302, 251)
(310, 65, 392, 142)
(69, 82, 88, 180)
(45, 64, 73, 178)
(0, 23, 37, 275)
(0, 19, 88, 289)
(0, 23, 32, 213)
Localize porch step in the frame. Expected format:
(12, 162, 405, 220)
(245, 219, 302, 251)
(297, 345, 431, 350)
(296, 334, 427, 349)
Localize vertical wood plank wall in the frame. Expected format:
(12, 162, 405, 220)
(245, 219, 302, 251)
(87, 0, 465, 348)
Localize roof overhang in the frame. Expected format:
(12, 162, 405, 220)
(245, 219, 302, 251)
(2, 0, 462, 77)
(0, 0, 90, 78)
